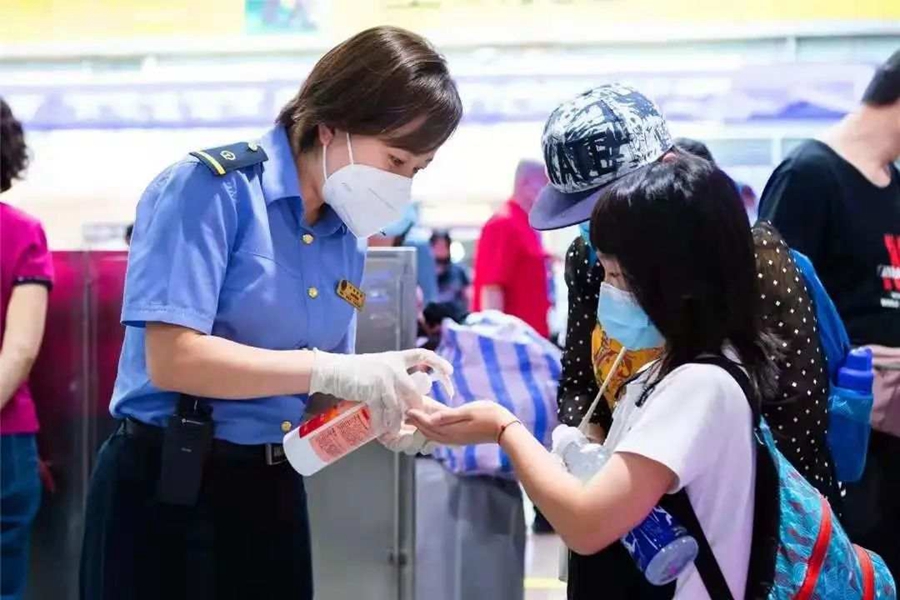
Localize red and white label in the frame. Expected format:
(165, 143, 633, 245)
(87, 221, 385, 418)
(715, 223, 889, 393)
(307, 405, 374, 463)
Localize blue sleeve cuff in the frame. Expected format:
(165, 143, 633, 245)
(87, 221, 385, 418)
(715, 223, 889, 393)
(122, 304, 215, 334)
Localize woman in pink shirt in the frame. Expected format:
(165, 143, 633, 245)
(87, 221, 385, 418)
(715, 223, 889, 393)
(0, 98, 53, 600)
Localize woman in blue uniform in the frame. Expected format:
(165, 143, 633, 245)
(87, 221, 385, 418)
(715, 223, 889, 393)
(80, 26, 461, 600)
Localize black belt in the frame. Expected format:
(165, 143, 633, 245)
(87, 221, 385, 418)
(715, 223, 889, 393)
(123, 418, 287, 466)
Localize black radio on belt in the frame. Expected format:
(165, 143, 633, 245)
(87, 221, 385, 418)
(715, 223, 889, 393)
(156, 395, 214, 506)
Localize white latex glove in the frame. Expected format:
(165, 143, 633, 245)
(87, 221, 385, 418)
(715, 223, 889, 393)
(379, 395, 444, 455)
(379, 425, 439, 456)
(309, 349, 454, 435)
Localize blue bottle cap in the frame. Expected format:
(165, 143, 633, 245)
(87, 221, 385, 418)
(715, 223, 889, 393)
(837, 347, 874, 392)
(844, 347, 873, 371)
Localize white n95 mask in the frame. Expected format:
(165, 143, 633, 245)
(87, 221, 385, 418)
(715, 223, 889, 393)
(322, 132, 413, 238)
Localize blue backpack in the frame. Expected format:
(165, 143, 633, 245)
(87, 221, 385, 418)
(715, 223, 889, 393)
(791, 250, 874, 483)
(666, 357, 896, 600)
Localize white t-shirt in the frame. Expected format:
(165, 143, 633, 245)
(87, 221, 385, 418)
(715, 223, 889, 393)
(605, 356, 757, 599)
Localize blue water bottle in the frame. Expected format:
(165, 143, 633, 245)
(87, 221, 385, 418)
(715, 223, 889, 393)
(555, 429, 698, 585)
(621, 506, 699, 585)
(827, 347, 874, 482)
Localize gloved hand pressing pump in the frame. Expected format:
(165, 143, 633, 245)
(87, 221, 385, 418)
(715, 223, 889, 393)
(309, 348, 454, 436)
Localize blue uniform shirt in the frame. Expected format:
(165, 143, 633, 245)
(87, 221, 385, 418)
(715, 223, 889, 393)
(112, 125, 366, 444)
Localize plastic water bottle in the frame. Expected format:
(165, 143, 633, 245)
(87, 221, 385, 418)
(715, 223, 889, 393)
(284, 371, 433, 476)
(837, 347, 875, 391)
(555, 431, 610, 582)
(556, 430, 612, 482)
(622, 508, 700, 585)
(828, 347, 875, 482)
(555, 429, 699, 586)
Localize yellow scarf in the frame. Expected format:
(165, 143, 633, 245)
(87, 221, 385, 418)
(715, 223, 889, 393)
(591, 323, 663, 410)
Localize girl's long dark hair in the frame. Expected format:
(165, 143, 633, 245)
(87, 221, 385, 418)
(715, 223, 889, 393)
(590, 152, 779, 398)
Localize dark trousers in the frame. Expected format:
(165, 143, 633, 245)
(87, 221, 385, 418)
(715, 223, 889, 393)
(0, 434, 41, 600)
(843, 429, 900, 580)
(568, 543, 675, 600)
(79, 424, 313, 600)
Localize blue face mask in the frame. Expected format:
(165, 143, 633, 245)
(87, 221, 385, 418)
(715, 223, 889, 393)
(379, 203, 418, 238)
(596, 282, 665, 350)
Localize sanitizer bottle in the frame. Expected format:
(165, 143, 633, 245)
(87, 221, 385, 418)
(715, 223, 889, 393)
(284, 371, 433, 476)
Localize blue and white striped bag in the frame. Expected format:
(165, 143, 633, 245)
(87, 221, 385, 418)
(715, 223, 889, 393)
(430, 311, 562, 479)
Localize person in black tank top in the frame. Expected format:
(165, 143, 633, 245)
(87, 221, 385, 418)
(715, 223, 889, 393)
(759, 49, 900, 579)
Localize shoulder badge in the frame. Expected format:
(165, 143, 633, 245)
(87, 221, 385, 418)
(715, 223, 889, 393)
(190, 141, 268, 176)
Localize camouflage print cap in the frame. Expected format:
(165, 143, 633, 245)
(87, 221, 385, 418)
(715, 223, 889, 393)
(529, 84, 672, 231)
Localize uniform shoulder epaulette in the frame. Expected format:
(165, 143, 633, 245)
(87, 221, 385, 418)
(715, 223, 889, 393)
(190, 141, 268, 176)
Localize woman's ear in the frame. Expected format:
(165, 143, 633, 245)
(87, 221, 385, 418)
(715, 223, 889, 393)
(317, 124, 335, 148)
(660, 150, 679, 164)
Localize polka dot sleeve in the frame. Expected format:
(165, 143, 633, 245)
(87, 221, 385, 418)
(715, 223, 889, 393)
(754, 222, 841, 510)
(558, 237, 609, 428)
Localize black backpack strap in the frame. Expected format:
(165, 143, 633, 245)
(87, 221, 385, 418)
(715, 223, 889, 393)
(661, 490, 734, 600)
(693, 357, 779, 599)
(660, 356, 761, 600)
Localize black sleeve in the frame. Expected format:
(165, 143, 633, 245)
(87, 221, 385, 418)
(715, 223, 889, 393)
(558, 237, 608, 428)
(12, 276, 53, 290)
(758, 152, 837, 266)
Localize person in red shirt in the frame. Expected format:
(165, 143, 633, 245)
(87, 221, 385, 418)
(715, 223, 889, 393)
(0, 98, 53, 600)
(473, 160, 551, 337)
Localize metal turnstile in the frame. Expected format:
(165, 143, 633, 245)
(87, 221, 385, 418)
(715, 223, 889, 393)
(305, 247, 418, 600)
(28, 251, 127, 600)
(27, 247, 419, 600)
